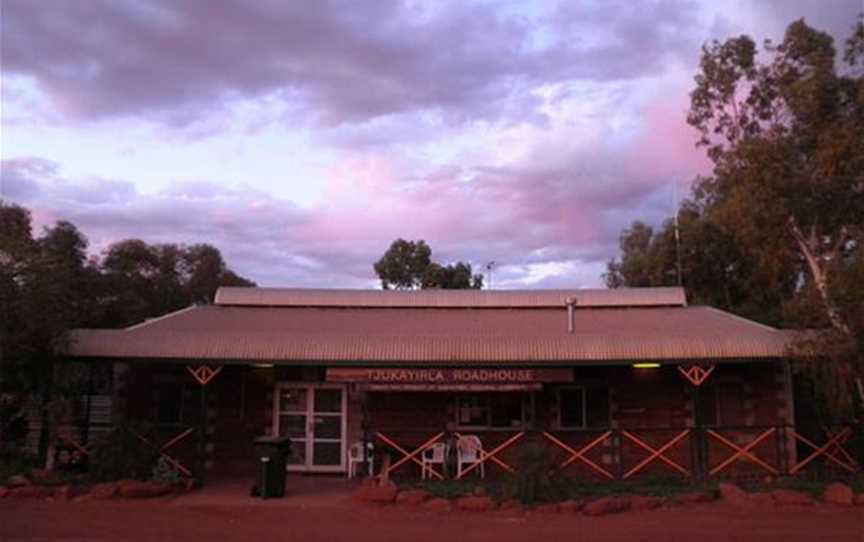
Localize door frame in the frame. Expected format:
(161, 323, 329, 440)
(273, 382, 347, 473)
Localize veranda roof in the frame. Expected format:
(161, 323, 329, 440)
(66, 287, 795, 364)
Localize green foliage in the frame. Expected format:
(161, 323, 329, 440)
(560, 476, 695, 499)
(0, 453, 39, 485)
(151, 457, 182, 485)
(0, 199, 254, 459)
(502, 433, 565, 504)
(373, 238, 482, 290)
(419, 479, 482, 499)
(0, 393, 28, 456)
(87, 424, 159, 482)
(608, 15, 864, 418)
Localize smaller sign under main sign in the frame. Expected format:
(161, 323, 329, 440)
(326, 367, 573, 384)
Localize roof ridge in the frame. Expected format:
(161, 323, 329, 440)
(214, 286, 687, 308)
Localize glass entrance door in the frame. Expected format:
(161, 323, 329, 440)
(275, 384, 346, 472)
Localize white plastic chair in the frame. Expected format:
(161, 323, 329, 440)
(421, 442, 447, 480)
(456, 435, 485, 479)
(347, 441, 374, 478)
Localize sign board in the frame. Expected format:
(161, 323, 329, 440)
(326, 367, 573, 385)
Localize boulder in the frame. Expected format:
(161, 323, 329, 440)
(29, 469, 54, 486)
(7, 475, 31, 488)
(718, 482, 749, 505)
(90, 482, 119, 500)
(424, 497, 453, 512)
(749, 492, 774, 507)
(630, 495, 663, 511)
(352, 479, 397, 503)
(118, 480, 173, 499)
(558, 499, 583, 514)
(396, 489, 429, 506)
(456, 495, 496, 512)
(53, 485, 74, 501)
(771, 489, 815, 506)
(531, 503, 560, 514)
(360, 482, 399, 504)
(498, 500, 524, 514)
(674, 492, 714, 505)
(822, 483, 854, 506)
(9, 485, 50, 499)
(583, 496, 630, 516)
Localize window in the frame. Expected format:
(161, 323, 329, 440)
(156, 382, 201, 425)
(454, 393, 530, 430)
(697, 383, 744, 426)
(557, 386, 610, 429)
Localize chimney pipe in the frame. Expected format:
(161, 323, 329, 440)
(565, 297, 576, 333)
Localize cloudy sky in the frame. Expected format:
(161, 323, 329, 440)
(2, 1, 861, 288)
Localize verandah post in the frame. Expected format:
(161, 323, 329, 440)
(197, 381, 207, 486)
(360, 388, 370, 477)
(691, 381, 706, 481)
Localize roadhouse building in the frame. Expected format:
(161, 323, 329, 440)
(66, 286, 807, 482)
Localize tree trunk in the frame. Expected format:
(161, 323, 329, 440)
(788, 219, 851, 336)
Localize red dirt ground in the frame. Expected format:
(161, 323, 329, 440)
(1, 480, 862, 542)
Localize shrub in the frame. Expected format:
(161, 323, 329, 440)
(88, 423, 158, 482)
(502, 433, 565, 504)
(151, 457, 181, 485)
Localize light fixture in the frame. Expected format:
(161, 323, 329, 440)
(252, 363, 274, 368)
(632, 363, 661, 369)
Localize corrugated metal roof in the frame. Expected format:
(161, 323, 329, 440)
(67, 302, 794, 364)
(214, 286, 687, 308)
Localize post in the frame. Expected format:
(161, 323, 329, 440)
(691, 384, 706, 481)
(82, 362, 95, 445)
(197, 383, 208, 486)
(360, 389, 370, 477)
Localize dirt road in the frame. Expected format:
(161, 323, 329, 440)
(1, 494, 862, 542)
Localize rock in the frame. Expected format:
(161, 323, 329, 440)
(630, 495, 663, 511)
(352, 479, 398, 504)
(583, 496, 630, 516)
(53, 485, 74, 501)
(0, 486, 8, 498)
(674, 492, 714, 505)
(456, 495, 496, 512)
(498, 500, 524, 514)
(7, 475, 31, 488)
(531, 503, 560, 514)
(558, 499, 583, 514)
(396, 489, 429, 506)
(424, 497, 453, 512)
(29, 469, 54, 485)
(771, 489, 815, 506)
(364, 483, 399, 504)
(718, 482, 748, 504)
(749, 492, 774, 507)
(117, 480, 149, 498)
(183, 478, 197, 492)
(90, 482, 119, 499)
(822, 483, 854, 506)
(9, 485, 50, 499)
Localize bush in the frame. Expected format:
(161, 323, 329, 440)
(151, 457, 181, 485)
(502, 433, 566, 504)
(88, 423, 158, 482)
(419, 480, 484, 499)
(0, 453, 39, 485)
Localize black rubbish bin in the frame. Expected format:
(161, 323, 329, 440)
(253, 436, 292, 499)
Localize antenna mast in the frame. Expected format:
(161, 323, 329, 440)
(485, 261, 496, 290)
(673, 180, 683, 287)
